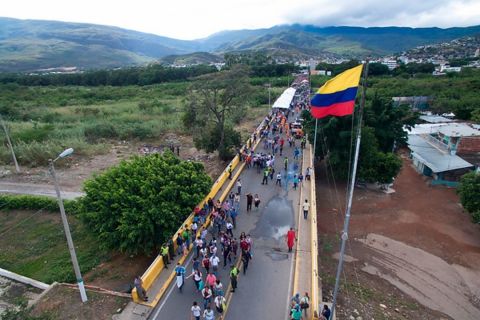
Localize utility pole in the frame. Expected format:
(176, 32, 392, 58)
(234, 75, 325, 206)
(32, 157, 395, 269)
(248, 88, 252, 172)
(0, 114, 20, 173)
(49, 150, 88, 303)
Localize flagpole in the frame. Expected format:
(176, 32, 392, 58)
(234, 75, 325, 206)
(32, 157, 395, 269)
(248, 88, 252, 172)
(313, 119, 318, 160)
(330, 60, 369, 319)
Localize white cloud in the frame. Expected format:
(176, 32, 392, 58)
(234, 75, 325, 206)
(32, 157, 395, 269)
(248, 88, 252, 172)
(2, 0, 480, 39)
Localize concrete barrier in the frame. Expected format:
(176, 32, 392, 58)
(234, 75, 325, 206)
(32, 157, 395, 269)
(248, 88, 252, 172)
(132, 117, 270, 303)
(309, 144, 320, 320)
(0, 267, 49, 290)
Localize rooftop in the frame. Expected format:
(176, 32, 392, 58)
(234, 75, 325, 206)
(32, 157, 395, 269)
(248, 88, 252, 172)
(437, 123, 480, 137)
(408, 135, 474, 173)
(419, 115, 454, 124)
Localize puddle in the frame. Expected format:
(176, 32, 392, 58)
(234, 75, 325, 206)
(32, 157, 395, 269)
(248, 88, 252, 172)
(252, 196, 294, 241)
(266, 251, 289, 261)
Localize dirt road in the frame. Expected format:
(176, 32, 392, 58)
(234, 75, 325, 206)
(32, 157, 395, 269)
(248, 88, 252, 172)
(317, 152, 480, 319)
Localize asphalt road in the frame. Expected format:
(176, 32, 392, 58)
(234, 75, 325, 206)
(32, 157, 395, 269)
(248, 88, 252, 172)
(150, 138, 303, 320)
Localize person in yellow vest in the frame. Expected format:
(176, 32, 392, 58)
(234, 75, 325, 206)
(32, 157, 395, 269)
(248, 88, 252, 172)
(161, 243, 170, 268)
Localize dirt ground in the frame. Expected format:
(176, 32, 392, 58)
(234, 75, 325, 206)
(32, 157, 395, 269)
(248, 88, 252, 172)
(317, 151, 480, 319)
(29, 284, 129, 319)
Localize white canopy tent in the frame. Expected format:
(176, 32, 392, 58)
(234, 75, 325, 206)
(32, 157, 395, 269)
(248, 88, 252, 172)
(272, 87, 296, 109)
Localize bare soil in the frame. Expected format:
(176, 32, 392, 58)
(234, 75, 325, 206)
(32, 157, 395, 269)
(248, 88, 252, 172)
(317, 151, 480, 319)
(29, 285, 130, 320)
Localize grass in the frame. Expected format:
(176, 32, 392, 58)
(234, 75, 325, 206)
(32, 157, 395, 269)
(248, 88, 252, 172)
(0, 83, 188, 167)
(0, 210, 109, 284)
(0, 79, 276, 167)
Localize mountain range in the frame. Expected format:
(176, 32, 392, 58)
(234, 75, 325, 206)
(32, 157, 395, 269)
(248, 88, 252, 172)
(1, 17, 480, 72)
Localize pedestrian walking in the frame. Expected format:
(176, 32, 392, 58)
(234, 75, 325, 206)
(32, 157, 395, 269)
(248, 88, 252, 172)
(226, 220, 234, 237)
(321, 304, 331, 320)
(228, 165, 233, 180)
(205, 272, 217, 289)
(203, 305, 215, 320)
(175, 262, 186, 292)
(305, 167, 311, 181)
(284, 157, 289, 171)
(182, 227, 191, 249)
(300, 292, 310, 317)
(293, 175, 299, 190)
(214, 278, 224, 296)
(195, 237, 203, 259)
(202, 286, 213, 310)
(254, 194, 261, 210)
(303, 199, 310, 220)
(290, 304, 303, 320)
(210, 254, 220, 274)
(241, 250, 252, 275)
(230, 265, 239, 292)
(286, 228, 296, 252)
(186, 269, 203, 291)
(176, 233, 184, 256)
(234, 193, 240, 211)
(236, 179, 242, 194)
(134, 276, 148, 301)
(246, 193, 253, 212)
(191, 301, 201, 320)
(276, 173, 282, 186)
(214, 295, 226, 319)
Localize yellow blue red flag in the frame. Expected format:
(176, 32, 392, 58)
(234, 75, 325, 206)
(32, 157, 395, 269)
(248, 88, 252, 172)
(310, 64, 363, 119)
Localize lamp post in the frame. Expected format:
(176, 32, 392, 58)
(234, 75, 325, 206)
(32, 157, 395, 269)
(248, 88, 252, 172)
(0, 114, 20, 173)
(49, 148, 88, 303)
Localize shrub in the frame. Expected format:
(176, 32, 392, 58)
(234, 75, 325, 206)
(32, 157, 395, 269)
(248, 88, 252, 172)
(80, 152, 212, 254)
(0, 194, 80, 214)
(457, 171, 480, 223)
(84, 123, 118, 142)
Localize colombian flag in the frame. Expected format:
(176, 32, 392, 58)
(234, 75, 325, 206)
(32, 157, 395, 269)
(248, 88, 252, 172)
(310, 64, 363, 119)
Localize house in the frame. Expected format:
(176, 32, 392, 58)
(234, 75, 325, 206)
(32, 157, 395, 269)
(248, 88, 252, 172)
(407, 135, 474, 186)
(406, 123, 480, 186)
(392, 96, 432, 111)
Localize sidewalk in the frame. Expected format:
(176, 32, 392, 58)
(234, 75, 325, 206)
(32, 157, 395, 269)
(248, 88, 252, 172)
(293, 143, 313, 300)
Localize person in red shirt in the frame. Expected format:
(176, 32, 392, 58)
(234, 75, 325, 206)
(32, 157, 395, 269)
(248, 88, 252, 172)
(286, 228, 296, 252)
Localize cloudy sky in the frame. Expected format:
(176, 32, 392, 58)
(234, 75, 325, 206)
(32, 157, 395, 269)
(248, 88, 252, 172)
(3, 0, 480, 40)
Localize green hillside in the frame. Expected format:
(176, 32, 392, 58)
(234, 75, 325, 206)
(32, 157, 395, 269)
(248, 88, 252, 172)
(1, 17, 480, 72)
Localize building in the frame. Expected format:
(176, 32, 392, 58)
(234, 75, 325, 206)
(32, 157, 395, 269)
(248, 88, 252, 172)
(392, 96, 432, 111)
(406, 123, 480, 186)
(419, 115, 454, 124)
(381, 59, 398, 70)
(408, 135, 474, 186)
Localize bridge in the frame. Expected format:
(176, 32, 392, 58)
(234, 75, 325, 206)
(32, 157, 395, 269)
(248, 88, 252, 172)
(116, 109, 324, 320)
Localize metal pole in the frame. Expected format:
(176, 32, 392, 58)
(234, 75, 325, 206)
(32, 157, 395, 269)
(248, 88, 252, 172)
(330, 61, 369, 319)
(313, 119, 318, 161)
(49, 160, 88, 302)
(0, 115, 20, 173)
(268, 84, 271, 108)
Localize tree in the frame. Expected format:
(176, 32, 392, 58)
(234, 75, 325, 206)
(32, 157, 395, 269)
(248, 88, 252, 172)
(185, 65, 252, 159)
(80, 152, 212, 255)
(368, 63, 390, 76)
(457, 171, 480, 223)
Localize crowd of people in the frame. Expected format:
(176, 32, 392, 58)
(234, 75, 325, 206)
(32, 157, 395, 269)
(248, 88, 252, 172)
(135, 104, 320, 320)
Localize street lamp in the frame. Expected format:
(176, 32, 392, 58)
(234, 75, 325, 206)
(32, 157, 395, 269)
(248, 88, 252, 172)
(49, 148, 88, 303)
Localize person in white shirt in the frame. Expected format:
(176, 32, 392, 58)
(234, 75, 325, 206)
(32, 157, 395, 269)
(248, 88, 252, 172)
(214, 295, 226, 317)
(303, 199, 310, 220)
(226, 221, 233, 237)
(191, 301, 201, 320)
(203, 306, 215, 320)
(209, 254, 220, 273)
